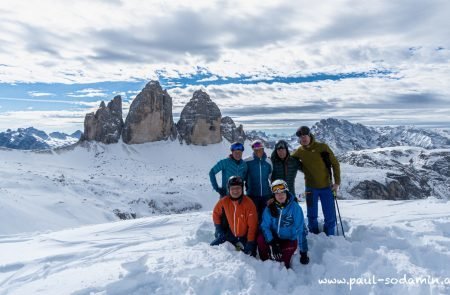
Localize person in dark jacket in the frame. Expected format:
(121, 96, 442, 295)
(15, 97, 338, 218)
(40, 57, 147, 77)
(244, 140, 273, 221)
(270, 140, 303, 197)
(291, 126, 340, 236)
(209, 142, 248, 198)
(257, 179, 309, 268)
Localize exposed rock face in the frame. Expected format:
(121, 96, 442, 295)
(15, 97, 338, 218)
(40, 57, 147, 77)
(221, 116, 246, 143)
(341, 148, 449, 200)
(177, 90, 222, 145)
(122, 81, 177, 144)
(82, 95, 123, 144)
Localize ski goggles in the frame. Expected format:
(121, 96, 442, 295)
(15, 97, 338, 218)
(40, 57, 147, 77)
(230, 142, 244, 151)
(271, 183, 287, 194)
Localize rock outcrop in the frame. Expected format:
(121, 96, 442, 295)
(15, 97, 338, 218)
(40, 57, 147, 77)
(177, 90, 222, 145)
(82, 95, 123, 144)
(122, 81, 177, 144)
(221, 116, 246, 143)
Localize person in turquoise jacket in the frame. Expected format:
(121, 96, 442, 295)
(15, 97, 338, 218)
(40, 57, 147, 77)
(244, 140, 273, 220)
(257, 179, 309, 268)
(209, 142, 248, 198)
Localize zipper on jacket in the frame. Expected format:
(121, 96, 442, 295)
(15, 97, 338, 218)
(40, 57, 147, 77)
(259, 160, 262, 196)
(233, 202, 237, 236)
(277, 208, 283, 235)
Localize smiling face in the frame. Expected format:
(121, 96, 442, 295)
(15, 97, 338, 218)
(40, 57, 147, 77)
(229, 185, 243, 199)
(253, 148, 264, 158)
(274, 192, 287, 203)
(231, 150, 243, 161)
(276, 147, 287, 159)
(300, 134, 311, 146)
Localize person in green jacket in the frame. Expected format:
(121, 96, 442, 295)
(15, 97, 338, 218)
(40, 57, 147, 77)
(270, 140, 303, 197)
(291, 126, 340, 235)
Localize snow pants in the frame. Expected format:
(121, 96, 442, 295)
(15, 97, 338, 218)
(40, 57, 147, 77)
(256, 233, 298, 268)
(305, 186, 336, 236)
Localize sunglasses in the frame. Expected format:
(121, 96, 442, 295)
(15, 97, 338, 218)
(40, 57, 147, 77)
(231, 143, 244, 151)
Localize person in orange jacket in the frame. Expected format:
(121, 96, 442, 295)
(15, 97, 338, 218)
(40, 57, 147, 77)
(210, 176, 258, 255)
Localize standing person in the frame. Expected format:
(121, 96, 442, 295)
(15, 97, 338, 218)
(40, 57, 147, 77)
(209, 142, 248, 198)
(291, 126, 341, 236)
(244, 140, 273, 221)
(210, 176, 258, 255)
(257, 180, 309, 268)
(270, 140, 303, 197)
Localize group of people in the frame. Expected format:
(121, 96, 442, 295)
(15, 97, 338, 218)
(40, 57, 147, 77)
(209, 126, 341, 268)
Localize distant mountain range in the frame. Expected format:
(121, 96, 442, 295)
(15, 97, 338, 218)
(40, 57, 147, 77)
(247, 118, 450, 153)
(2, 118, 449, 152)
(0, 127, 81, 150)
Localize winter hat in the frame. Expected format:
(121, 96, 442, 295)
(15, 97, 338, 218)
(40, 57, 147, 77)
(275, 140, 288, 150)
(251, 140, 264, 150)
(296, 126, 311, 137)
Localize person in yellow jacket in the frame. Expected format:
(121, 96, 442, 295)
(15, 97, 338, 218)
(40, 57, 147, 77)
(210, 176, 258, 255)
(291, 126, 340, 235)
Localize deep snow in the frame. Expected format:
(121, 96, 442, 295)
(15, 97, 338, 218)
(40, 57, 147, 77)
(0, 141, 449, 294)
(0, 200, 449, 294)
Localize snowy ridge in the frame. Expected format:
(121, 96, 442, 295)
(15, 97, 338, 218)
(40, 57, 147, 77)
(311, 118, 450, 154)
(0, 127, 81, 150)
(0, 200, 449, 294)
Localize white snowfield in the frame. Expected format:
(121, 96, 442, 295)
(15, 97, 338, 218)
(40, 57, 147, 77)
(0, 141, 449, 294)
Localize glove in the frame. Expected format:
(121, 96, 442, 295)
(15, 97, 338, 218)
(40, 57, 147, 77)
(268, 239, 282, 260)
(300, 251, 310, 265)
(243, 241, 255, 255)
(218, 187, 227, 197)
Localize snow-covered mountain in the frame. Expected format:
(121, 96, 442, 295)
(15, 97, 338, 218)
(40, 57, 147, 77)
(0, 127, 81, 150)
(312, 118, 450, 154)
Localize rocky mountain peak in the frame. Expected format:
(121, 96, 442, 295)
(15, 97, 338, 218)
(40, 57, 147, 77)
(122, 81, 177, 144)
(82, 96, 124, 144)
(176, 90, 222, 145)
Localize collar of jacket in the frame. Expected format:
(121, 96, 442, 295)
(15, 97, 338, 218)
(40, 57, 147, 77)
(228, 154, 243, 164)
(274, 193, 293, 208)
(230, 194, 244, 204)
(252, 152, 267, 161)
(301, 134, 316, 150)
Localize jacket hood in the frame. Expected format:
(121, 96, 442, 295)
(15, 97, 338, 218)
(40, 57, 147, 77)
(271, 140, 290, 161)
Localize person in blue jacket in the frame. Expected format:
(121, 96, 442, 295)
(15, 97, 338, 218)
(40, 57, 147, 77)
(209, 142, 248, 198)
(257, 179, 309, 268)
(244, 140, 273, 221)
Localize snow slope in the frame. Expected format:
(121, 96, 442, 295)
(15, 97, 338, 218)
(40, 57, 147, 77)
(0, 140, 243, 235)
(0, 199, 449, 295)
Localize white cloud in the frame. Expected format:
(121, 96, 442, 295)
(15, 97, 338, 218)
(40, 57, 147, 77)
(0, 0, 449, 83)
(67, 88, 108, 98)
(27, 91, 54, 97)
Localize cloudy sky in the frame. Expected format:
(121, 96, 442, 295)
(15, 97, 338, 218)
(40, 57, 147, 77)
(0, 0, 449, 133)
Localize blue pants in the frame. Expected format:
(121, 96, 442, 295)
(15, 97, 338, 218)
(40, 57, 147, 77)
(305, 187, 336, 236)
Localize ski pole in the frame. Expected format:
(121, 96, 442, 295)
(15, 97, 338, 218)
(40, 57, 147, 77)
(334, 191, 345, 238)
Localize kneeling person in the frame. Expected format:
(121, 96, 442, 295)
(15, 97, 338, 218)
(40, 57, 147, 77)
(210, 176, 258, 255)
(257, 180, 309, 268)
